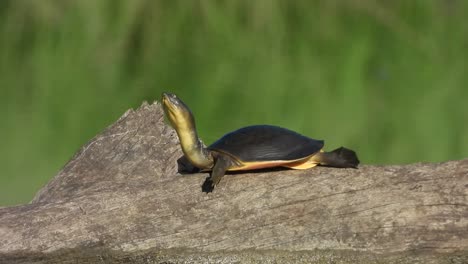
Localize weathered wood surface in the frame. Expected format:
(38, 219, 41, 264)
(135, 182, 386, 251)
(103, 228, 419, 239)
(0, 102, 467, 263)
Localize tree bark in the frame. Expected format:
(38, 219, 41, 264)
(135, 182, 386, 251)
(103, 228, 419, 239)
(1, 102, 467, 264)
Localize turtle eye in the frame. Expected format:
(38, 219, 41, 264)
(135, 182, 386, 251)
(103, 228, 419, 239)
(171, 100, 180, 109)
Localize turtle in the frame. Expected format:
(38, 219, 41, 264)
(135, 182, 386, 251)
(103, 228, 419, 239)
(161, 92, 359, 191)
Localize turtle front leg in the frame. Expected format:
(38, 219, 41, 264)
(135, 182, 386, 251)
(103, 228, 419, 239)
(210, 155, 231, 187)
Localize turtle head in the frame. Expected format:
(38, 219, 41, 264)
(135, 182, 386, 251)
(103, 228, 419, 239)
(161, 92, 213, 169)
(162, 92, 195, 131)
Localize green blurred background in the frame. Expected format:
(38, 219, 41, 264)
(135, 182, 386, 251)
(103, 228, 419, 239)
(1, 0, 467, 206)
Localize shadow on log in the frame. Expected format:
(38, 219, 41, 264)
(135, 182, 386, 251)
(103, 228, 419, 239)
(1, 102, 467, 263)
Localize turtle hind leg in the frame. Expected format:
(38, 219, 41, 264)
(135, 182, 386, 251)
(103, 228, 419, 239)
(315, 147, 360, 168)
(202, 155, 231, 192)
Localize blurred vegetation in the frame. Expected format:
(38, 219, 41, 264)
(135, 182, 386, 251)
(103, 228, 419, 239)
(1, 0, 467, 206)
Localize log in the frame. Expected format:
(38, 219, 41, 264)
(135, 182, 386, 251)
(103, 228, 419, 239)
(0, 101, 467, 264)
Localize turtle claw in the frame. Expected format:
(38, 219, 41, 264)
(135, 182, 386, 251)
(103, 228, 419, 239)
(202, 177, 215, 193)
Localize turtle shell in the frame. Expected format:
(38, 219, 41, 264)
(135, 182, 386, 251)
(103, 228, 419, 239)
(208, 125, 324, 162)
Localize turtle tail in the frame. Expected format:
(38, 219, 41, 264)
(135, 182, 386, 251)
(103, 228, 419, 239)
(317, 147, 359, 168)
